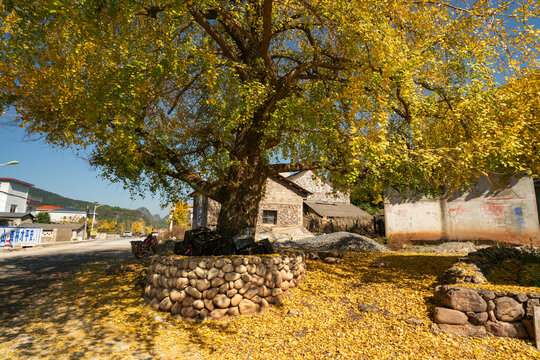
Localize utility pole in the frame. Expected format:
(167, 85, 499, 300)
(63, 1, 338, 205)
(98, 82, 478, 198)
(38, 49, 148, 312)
(90, 202, 102, 238)
(169, 205, 175, 232)
(83, 206, 89, 240)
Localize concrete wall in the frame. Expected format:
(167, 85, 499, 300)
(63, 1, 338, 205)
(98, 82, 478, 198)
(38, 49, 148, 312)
(37, 210, 86, 223)
(39, 226, 85, 243)
(0, 180, 30, 213)
(385, 177, 540, 246)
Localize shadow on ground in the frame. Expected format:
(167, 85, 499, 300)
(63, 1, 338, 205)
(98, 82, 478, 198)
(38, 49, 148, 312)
(0, 248, 131, 321)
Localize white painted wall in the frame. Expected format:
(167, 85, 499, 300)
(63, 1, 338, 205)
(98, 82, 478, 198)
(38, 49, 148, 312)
(0, 180, 30, 213)
(35, 210, 86, 223)
(385, 177, 540, 246)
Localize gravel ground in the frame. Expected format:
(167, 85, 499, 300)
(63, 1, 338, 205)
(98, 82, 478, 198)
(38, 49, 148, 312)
(406, 241, 490, 254)
(274, 231, 389, 252)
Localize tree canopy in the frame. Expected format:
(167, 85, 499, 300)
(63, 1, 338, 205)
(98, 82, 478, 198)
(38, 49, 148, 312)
(1, 0, 538, 235)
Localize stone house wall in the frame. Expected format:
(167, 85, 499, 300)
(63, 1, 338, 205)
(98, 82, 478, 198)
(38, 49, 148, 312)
(258, 177, 304, 227)
(192, 177, 305, 230)
(287, 170, 349, 204)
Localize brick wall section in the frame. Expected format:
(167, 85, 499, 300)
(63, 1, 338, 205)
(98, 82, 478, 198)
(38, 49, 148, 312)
(288, 171, 349, 204)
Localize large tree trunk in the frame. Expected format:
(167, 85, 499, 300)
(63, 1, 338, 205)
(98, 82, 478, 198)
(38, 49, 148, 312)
(216, 167, 267, 239)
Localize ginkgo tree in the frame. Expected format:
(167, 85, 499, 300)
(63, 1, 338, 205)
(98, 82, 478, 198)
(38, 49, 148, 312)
(1, 1, 538, 238)
(170, 200, 190, 227)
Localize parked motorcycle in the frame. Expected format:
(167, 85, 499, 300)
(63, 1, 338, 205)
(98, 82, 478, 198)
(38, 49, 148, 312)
(131, 235, 158, 259)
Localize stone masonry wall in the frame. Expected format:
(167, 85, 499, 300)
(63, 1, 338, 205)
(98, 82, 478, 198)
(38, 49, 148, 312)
(433, 285, 539, 339)
(144, 252, 306, 321)
(288, 170, 349, 204)
(258, 203, 301, 226)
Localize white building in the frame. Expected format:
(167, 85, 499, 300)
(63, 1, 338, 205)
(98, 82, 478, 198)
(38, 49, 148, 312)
(0, 178, 33, 213)
(34, 205, 87, 223)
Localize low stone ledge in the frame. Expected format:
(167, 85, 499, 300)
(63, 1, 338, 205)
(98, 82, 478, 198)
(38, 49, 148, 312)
(442, 246, 526, 284)
(433, 285, 538, 339)
(144, 251, 306, 321)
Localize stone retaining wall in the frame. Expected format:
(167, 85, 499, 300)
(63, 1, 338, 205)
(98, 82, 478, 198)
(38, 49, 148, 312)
(433, 285, 539, 339)
(144, 252, 306, 321)
(442, 247, 524, 284)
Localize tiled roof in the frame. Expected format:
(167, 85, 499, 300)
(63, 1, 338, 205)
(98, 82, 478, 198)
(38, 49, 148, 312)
(271, 174, 312, 195)
(36, 206, 86, 213)
(0, 212, 34, 219)
(304, 201, 372, 219)
(36, 205, 63, 210)
(30, 223, 85, 231)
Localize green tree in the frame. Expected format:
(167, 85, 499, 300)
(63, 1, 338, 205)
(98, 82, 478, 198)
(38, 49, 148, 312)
(34, 212, 51, 224)
(1, 1, 538, 238)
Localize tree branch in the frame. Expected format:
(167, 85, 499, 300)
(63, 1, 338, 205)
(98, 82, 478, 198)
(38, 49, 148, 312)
(260, 0, 278, 79)
(214, 8, 257, 45)
(189, 6, 238, 62)
(167, 71, 202, 115)
(267, 161, 322, 174)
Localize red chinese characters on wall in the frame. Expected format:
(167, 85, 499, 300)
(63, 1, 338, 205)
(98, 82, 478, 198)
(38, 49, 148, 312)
(480, 204, 505, 225)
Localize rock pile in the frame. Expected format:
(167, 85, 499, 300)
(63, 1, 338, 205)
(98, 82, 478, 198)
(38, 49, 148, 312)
(275, 232, 389, 252)
(144, 252, 306, 321)
(442, 246, 524, 284)
(305, 250, 343, 264)
(433, 285, 539, 339)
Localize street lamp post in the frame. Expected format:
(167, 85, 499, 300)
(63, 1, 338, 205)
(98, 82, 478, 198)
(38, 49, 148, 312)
(0, 161, 20, 167)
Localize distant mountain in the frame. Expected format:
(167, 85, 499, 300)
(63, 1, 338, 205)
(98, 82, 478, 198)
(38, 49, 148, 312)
(29, 187, 93, 209)
(28, 187, 168, 228)
(137, 207, 163, 222)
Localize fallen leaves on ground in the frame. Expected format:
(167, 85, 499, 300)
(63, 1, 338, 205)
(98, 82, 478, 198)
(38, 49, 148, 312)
(1, 252, 539, 359)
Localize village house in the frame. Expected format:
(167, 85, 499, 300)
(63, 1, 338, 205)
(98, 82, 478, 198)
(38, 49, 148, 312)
(192, 174, 310, 230)
(0, 212, 34, 227)
(384, 176, 540, 246)
(288, 170, 371, 221)
(31, 223, 86, 243)
(0, 177, 35, 226)
(34, 205, 87, 223)
(0, 177, 33, 213)
(192, 171, 372, 234)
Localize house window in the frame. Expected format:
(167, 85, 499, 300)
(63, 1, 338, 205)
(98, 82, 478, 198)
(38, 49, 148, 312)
(10, 204, 17, 213)
(262, 210, 278, 225)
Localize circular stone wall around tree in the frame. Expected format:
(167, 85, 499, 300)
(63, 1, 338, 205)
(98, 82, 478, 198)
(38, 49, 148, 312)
(144, 252, 306, 321)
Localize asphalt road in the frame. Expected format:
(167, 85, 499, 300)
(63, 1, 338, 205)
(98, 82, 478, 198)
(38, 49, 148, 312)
(0, 237, 140, 321)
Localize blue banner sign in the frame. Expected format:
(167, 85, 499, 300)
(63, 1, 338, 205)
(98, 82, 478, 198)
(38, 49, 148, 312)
(0, 227, 42, 248)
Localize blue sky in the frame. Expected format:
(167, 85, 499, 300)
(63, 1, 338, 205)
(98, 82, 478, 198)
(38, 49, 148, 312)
(0, 117, 169, 217)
